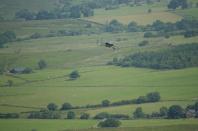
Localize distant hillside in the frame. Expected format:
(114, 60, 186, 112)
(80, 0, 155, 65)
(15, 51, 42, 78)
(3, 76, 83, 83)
(0, 0, 59, 19)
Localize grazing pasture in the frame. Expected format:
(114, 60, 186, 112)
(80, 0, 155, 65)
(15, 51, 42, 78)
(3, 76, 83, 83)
(86, 2, 182, 25)
(0, 0, 198, 131)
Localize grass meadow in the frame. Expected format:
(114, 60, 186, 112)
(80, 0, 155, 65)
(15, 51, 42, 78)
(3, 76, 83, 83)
(0, 0, 198, 131)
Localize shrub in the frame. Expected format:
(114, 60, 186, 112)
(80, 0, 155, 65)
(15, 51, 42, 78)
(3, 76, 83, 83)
(105, 19, 124, 33)
(47, 103, 58, 111)
(133, 107, 145, 119)
(110, 114, 130, 120)
(160, 106, 168, 117)
(61, 103, 72, 110)
(144, 32, 154, 38)
(30, 33, 42, 39)
(146, 92, 160, 102)
(22, 67, 33, 74)
(6, 80, 13, 87)
(67, 111, 75, 119)
(94, 112, 110, 119)
(28, 110, 60, 119)
(97, 118, 121, 128)
(0, 113, 19, 119)
(38, 59, 47, 69)
(69, 70, 80, 80)
(138, 40, 149, 47)
(80, 113, 90, 119)
(168, 105, 185, 119)
(135, 96, 147, 104)
(101, 100, 110, 107)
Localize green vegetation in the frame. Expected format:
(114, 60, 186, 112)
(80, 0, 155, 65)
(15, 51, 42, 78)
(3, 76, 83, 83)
(0, 31, 16, 48)
(47, 103, 58, 111)
(69, 70, 80, 80)
(80, 113, 90, 119)
(133, 107, 145, 119)
(67, 111, 75, 119)
(38, 59, 47, 70)
(110, 43, 198, 69)
(0, 0, 198, 130)
(0, 119, 198, 131)
(98, 119, 121, 128)
(168, 0, 188, 10)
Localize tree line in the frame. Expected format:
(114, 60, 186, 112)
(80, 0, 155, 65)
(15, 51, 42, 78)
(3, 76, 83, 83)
(2, 19, 197, 46)
(23, 92, 160, 119)
(1, 101, 198, 121)
(14, 0, 162, 21)
(109, 43, 198, 69)
(43, 92, 160, 112)
(15, 3, 94, 20)
(104, 19, 198, 38)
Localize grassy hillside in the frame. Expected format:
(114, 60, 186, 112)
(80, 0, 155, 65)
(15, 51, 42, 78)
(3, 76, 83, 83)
(85, 2, 182, 25)
(0, 19, 103, 37)
(0, 0, 198, 131)
(0, 0, 59, 19)
(0, 119, 198, 131)
(0, 33, 198, 114)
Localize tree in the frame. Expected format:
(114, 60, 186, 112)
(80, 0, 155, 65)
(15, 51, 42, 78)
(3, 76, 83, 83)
(105, 19, 124, 33)
(168, 105, 185, 119)
(36, 10, 56, 20)
(101, 100, 110, 107)
(146, 92, 160, 102)
(0, 63, 5, 74)
(15, 9, 35, 20)
(144, 32, 153, 38)
(168, 0, 188, 10)
(80, 113, 90, 119)
(168, 0, 180, 10)
(148, 8, 152, 13)
(70, 6, 81, 18)
(133, 107, 145, 118)
(135, 96, 147, 104)
(38, 60, 47, 69)
(0, 35, 8, 48)
(194, 102, 198, 112)
(81, 6, 94, 17)
(0, 31, 16, 48)
(47, 103, 58, 111)
(127, 21, 140, 32)
(181, 0, 188, 9)
(67, 111, 75, 119)
(6, 80, 13, 87)
(69, 70, 80, 80)
(97, 118, 121, 128)
(159, 106, 168, 117)
(3, 31, 16, 42)
(61, 103, 72, 110)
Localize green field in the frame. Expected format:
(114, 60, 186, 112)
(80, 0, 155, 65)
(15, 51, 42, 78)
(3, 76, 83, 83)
(175, 8, 198, 19)
(0, 0, 198, 131)
(0, 33, 198, 114)
(0, 119, 198, 131)
(0, 19, 103, 37)
(85, 2, 182, 25)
